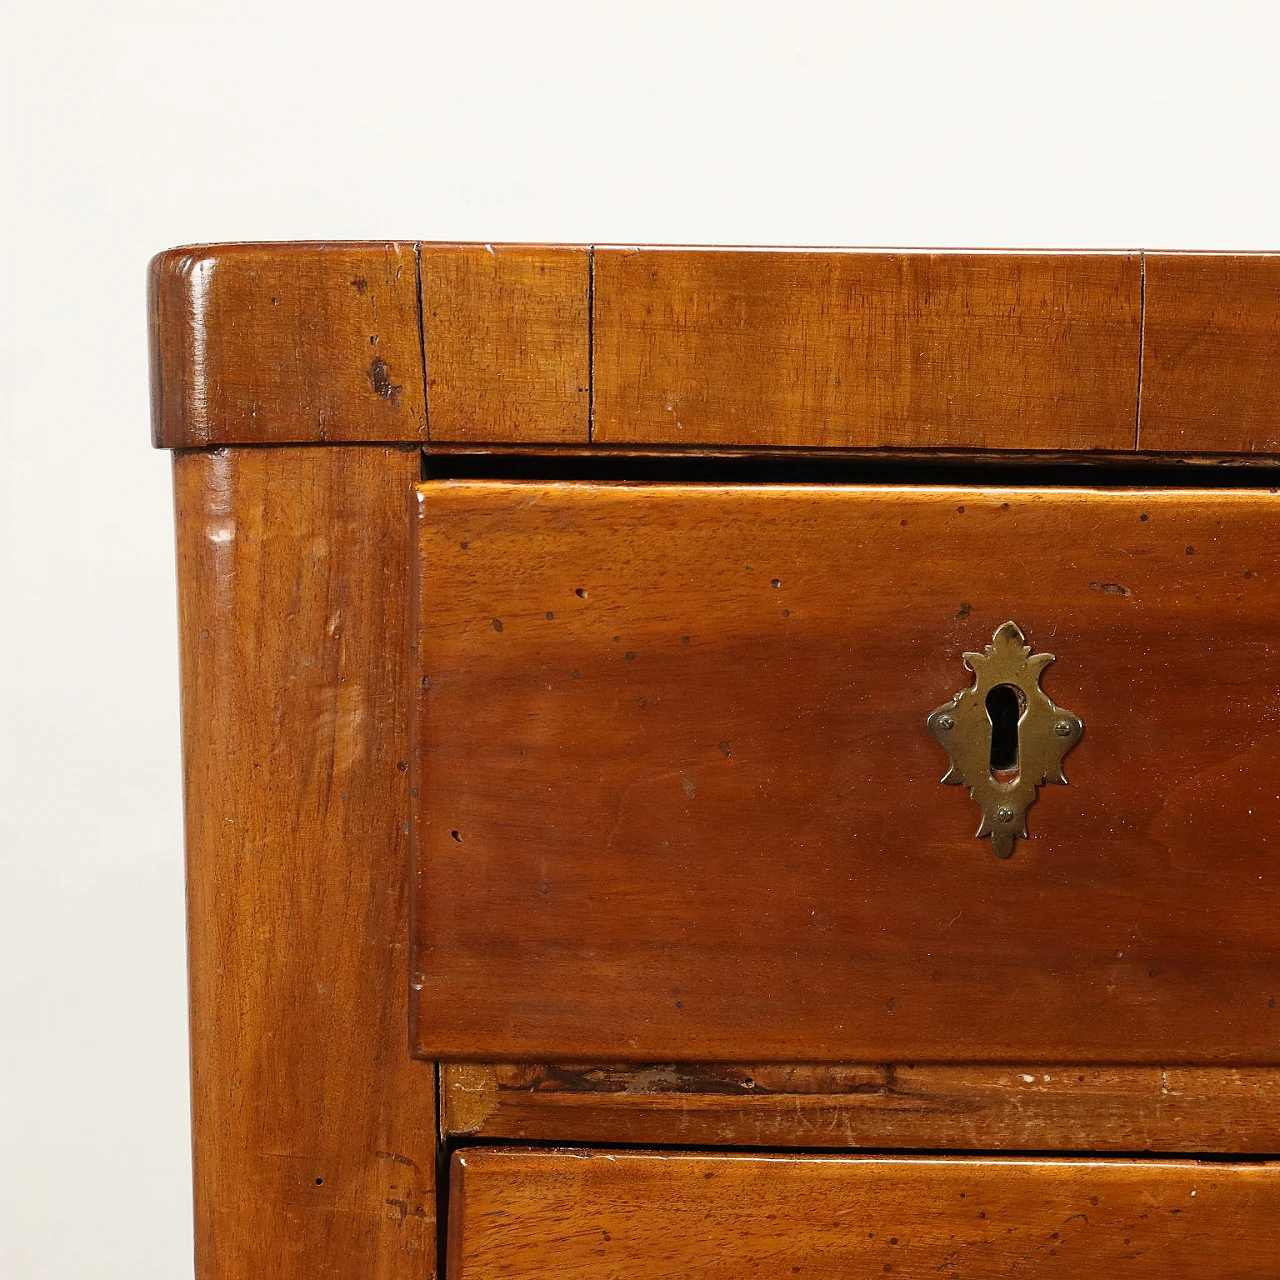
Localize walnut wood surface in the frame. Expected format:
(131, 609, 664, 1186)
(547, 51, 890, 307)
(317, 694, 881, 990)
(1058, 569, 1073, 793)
(449, 1149, 1280, 1279)
(150, 243, 426, 446)
(149, 243, 1280, 456)
(1140, 252, 1280, 454)
(592, 248, 1141, 451)
(175, 446, 434, 1278)
(413, 481, 1280, 1063)
(422, 243, 590, 443)
(442, 1062, 1280, 1153)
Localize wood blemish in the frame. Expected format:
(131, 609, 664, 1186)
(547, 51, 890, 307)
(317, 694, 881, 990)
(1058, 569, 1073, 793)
(375, 1151, 419, 1169)
(366, 357, 403, 405)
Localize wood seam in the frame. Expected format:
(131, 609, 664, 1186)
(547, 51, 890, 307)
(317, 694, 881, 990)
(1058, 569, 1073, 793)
(416, 240, 432, 441)
(587, 244, 596, 444)
(1135, 249, 1147, 451)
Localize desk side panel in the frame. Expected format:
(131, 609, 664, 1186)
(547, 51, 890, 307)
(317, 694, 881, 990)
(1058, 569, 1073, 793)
(175, 445, 434, 1279)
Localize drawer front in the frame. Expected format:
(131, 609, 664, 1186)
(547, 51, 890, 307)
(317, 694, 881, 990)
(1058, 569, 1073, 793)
(449, 1149, 1280, 1279)
(412, 482, 1280, 1061)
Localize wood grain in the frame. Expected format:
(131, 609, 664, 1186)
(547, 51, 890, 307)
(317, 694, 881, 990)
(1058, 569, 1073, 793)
(1140, 252, 1280, 453)
(176, 446, 434, 1279)
(422, 243, 590, 443)
(442, 1062, 1280, 1153)
(150, 243, 426, 446)
(449, 1148, 1280, 1279)
(148, 244, 1280, 456)
(412, 481, 1280, 1063)
(591, 248, 1141, 451)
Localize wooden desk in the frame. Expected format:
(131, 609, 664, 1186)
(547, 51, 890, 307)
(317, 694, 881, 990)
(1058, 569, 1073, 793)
(151, 243, 1280, 1279)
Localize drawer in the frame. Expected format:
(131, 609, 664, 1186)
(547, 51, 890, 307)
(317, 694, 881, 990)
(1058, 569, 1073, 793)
(411, 481, 1280, 1062)
(448, 1149, 1280, 1279)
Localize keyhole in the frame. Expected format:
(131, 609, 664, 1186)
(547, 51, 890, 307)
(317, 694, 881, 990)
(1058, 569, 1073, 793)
(986, 684, 1023, 777)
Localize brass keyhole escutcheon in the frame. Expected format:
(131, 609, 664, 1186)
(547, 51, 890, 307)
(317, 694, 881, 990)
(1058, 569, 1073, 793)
(927, 622, 1083, 858)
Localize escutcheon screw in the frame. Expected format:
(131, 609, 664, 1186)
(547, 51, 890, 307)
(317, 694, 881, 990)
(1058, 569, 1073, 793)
(1053, 720, 1074, 737)
(996, 806, 1014, 823)
(937, 714, 954, 731)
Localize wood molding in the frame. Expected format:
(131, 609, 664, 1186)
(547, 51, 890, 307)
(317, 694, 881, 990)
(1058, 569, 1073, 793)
(150, 244, 1280, 455)
(442, 1062, 1280, 1153)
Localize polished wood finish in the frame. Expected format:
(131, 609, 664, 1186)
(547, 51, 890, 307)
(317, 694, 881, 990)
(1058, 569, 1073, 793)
(176, 446, 434, 1279)
(150, 244, 1280, 458)
(1140, 252, 1280, 454)
(443, 1062, 1280, 1152)
(413, 481, 1280, 1063)
(150, 243, 426, 446)
(592, 248, 1141, 451)
(449, 1149, 1280, 1279)
(157, 243, 1280, 1278)
(422, 243, 590, 443)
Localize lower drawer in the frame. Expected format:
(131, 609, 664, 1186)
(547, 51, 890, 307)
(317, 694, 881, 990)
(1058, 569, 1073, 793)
(448, 1149, 1280, 1279)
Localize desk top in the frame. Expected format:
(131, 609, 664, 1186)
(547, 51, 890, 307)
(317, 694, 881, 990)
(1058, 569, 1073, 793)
(149, 242, 1280, 458)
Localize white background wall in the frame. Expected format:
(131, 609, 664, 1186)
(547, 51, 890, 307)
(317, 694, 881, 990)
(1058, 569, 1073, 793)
(2, 2, 1278, 1274)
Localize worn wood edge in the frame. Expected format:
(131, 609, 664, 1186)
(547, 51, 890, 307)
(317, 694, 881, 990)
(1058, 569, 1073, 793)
(593, 244, 1145, 256)
(409, 481, 430, 1066)
(149, 241, 426, 448)
(149, 247, 204, 447)
(445, 1149, 471, 1280)
(441, 1063, 1280, 1153)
